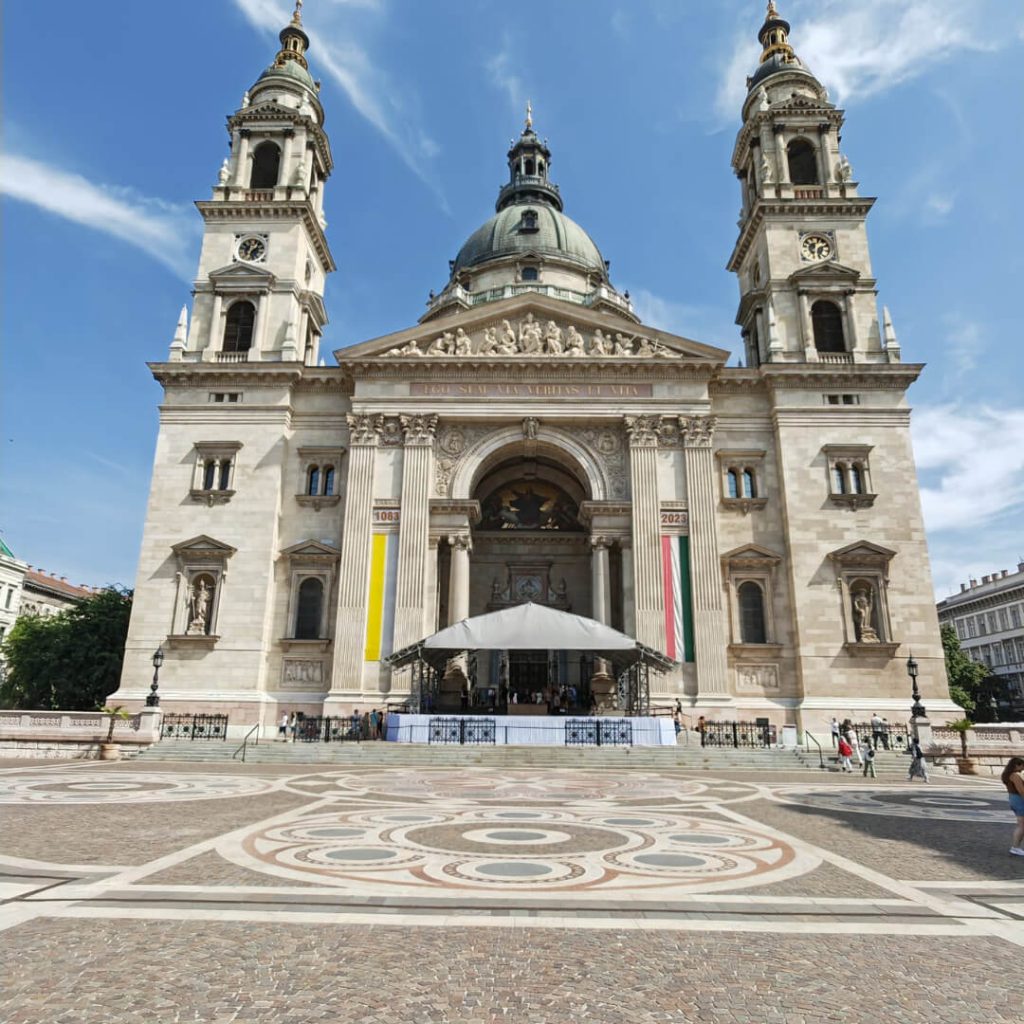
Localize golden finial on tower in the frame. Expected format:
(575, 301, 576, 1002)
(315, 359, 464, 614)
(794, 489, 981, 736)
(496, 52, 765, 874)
(767, 1, 779, 17)
(525, 100, 533, 132)
(292, 0, 303, 25)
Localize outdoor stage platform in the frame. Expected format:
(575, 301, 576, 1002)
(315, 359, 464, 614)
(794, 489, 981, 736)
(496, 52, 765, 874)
(387, 714, 675, 747)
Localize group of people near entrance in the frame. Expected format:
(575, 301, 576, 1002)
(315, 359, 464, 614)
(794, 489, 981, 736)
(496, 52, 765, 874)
(278, 708, 387, 742)
(829, 715, 926, 780)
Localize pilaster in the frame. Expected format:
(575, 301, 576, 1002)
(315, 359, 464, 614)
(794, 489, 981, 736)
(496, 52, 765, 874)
(680, 415, 730, 696)
(391, 414, 437, 651)
(625, 416, 664, 650)
(328, 414, 381, 695)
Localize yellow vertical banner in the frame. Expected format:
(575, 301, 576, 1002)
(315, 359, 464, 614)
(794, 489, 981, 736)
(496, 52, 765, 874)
(363, 533, 389, 661)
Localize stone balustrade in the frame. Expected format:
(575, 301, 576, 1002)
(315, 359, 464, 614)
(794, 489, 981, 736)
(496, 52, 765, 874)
(0, 708, 163, 759)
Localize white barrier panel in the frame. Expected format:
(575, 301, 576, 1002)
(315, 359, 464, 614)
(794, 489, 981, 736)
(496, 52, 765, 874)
(387, 714, 675, 746)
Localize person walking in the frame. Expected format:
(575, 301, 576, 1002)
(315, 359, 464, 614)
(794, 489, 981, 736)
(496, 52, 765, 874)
(845, 725, 863, 767)
(870, 713, 883, 751)
(880, 718, 891, 751)
(1001, 757, 1024, 856)
(278, 711, 289, 741)
(369, 708, 380, 740)
(287, 710, 297, 743)
(837, 735, 853, 772)
(908, 736, 929, 783)
(830, 717, 840, 748)
(862, 744, 876, 779)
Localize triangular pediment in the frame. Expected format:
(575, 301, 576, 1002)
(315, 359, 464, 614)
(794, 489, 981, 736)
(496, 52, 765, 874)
(171, 535, 237, 558)
(828, 540, 896, 567)
(280, 540, 341, 559)
(208, 262, 275, 285)
(334, 293, 728, 365)
(721, 543, 782, 566)
(789, 260, 861, 283)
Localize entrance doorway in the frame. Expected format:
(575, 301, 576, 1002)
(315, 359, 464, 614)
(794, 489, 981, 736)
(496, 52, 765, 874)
(508, 650, 548, 700)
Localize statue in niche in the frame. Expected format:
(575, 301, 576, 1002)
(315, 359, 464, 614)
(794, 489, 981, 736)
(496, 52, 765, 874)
(491, 577, 507, 602)
(187, 579, 212, 634)
(544, 320, 564, 354)
(591, 329, 611, 356)
(479, 326, 499, 354)
(852, 587, 880, 643)
(760, 152, 774, 184)
(217, 159, 230, 185)
(614, 333, 635, 356)
(565, 326, 585, 356)
(519, 314, 543, 354)
(755, 86, 769, 112)
(454, 328, 473, 355)
(835, 154, 854, 182)
(522, 417, 540, 441)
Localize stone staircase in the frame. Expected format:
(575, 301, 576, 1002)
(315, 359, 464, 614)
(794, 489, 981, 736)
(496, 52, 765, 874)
(793, 745, 915, 777)
(134, 738, 823, 771)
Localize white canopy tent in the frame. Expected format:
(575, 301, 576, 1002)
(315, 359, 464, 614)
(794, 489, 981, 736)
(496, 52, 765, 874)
(387, 602, 675, 675)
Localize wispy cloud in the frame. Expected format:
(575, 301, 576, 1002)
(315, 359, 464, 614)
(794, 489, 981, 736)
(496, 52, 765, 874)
(231, 0, 445, 206)
(486, 35, 525, 112)
(627, 287, 739, 355)
(715, 0, 1007, 120)
(0, 154, 197, 279)
(943, 317, 985, 377)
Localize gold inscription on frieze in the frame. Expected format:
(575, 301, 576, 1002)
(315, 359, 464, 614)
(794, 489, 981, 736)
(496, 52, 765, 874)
(410, 382, 653, 398)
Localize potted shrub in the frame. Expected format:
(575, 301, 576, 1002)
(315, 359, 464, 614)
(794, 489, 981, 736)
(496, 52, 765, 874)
(98, 705, 131, 761)
(946, 718, 977, 775)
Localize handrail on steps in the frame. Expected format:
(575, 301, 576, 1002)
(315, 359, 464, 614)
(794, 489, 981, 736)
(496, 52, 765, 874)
(804, 730, 826, 769)
(232, 724, 260, 762)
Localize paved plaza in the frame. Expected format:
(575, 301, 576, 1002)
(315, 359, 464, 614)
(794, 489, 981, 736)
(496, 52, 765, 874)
(1, 760, 1021, 1022)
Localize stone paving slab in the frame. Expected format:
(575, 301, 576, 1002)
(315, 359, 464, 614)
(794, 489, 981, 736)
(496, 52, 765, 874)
(0, 919, 1016, 1023)
(725, 861, 895, 899)
(144, 850, 330, 888)
(735, 796, 1023, 882)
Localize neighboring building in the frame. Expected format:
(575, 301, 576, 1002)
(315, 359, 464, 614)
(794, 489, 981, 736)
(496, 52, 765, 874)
(113, 4, 957, 731)
(0, 539, 28, 648)
(937, 563, 1024, 715)
(19, 570, 98, 619)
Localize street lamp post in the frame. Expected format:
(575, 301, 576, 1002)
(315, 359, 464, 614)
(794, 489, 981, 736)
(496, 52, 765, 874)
(906, 652, 926, 720)
(146, 645, 165, 707)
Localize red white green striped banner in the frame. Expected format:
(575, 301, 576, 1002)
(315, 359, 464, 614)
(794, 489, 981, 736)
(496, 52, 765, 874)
(661, 534, 695, 663)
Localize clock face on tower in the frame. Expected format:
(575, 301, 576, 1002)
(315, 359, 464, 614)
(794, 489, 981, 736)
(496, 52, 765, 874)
(800, 234, 833, 262)
(235, 235, 267, 263)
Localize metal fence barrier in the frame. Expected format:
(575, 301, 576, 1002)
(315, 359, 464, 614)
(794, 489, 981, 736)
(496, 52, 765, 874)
(161, 714, 229, 741)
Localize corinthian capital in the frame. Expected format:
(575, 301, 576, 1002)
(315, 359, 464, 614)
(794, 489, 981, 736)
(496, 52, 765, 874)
(624, 415, 661, 447)
(399, 413, 438, 445)
(346, 413, 384, 446)
(679, 414, 716, 448)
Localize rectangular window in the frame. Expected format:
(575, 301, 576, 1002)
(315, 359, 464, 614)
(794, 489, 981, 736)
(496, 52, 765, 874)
(977, 615, 987, 635)
(209, 392, 242, 403)
(190, 441, 242, 502)
(823, 394, 860, 406)
(955, 619, 965, 640)
(1009, 605, 1021, 628)
(4, 588, 11, 609)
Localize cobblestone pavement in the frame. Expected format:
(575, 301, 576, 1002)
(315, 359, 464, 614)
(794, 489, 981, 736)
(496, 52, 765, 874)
(0, 762, 1020, 1022)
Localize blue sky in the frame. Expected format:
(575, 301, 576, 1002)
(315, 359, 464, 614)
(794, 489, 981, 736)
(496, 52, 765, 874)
(2, 0, 1023, 600)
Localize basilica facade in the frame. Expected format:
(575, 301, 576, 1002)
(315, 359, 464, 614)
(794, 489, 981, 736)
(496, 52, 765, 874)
(114, 4, 958, 732)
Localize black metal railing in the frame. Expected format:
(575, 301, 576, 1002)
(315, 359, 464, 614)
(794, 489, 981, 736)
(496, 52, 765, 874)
(699, 720, 775, 749)
(161, 713, 229, 741)
(427, 717, 496, 745)
(848, 720, 908, 750)
(565, 718, 633, 747)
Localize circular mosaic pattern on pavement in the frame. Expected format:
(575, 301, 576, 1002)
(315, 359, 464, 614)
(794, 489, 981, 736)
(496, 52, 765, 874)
(283, 768, 759, 808)
(229, 801, 811, 895)
(0, 772, 279, 805)
(771, 786, 1013, 823)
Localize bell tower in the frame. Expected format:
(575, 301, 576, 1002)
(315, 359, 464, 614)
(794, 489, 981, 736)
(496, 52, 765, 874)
(727, 3, 900, 368)
(174, 1, 335, 366)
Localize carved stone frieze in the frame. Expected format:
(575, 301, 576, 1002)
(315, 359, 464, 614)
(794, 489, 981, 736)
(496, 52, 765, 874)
(379, 417, 403, 447)
(380, 312, 681, 360)
(399, 413, 438, 445)
(680, 414, 717, 447)
(346, 413, 384, 446)
(735, 664, 780, 692)
(579, 424, 627, 499)
(433, 423, 491, 497)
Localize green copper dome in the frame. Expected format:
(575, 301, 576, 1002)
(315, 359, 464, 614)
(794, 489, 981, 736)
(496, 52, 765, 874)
(453, 203, 607, 276)
(255, 59, 316, 93)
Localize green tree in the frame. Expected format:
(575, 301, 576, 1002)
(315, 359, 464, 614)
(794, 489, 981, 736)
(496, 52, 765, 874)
(0, 588, 132, 710)
(941, 624, 988, 719)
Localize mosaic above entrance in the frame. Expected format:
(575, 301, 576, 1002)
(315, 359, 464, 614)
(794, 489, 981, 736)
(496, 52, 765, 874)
(478, 479, 582, 532)
(380, 313, 683, 360)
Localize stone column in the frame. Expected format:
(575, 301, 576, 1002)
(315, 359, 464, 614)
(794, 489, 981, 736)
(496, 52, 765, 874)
(281, 130, 295, 189)
(680, 415, 730, 698)
(625, 416, 665, 651)
(843, 290, 861, 356)
(234, 130, 251, 188)
(326, 414, 381, 704)
(391, 415, 437, 652)
(253, 291, 269, 358)
(439, 532, 472, 710)
(799, 292, 817, 360)
(773, 124, 790, 184)
(590, 536, 616, 711)
(207, 293, 223, 356)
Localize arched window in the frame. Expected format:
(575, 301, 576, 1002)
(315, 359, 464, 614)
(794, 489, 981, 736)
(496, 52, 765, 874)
(203, 460, 217, 490)
(521, 210, 538, 231)
(250, 141, 281, 189)
(323, 466, 335, 495)
(811, 300, 845, 353)
(524, 158, 535, 176)
(726, 469, 739, 498)
(306, 466, 320, 496)
(742, 469, 756, 499)
(850, 464, 864, 494)
(223, 301, 255, 353)
(295, 578, 323, 639)
(833, 465, 847, 494)
(218, 461, 231, 491)
(521, 266, 539, 281)
(787, 138, 818, 184)
(738, 581, 767, 644)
